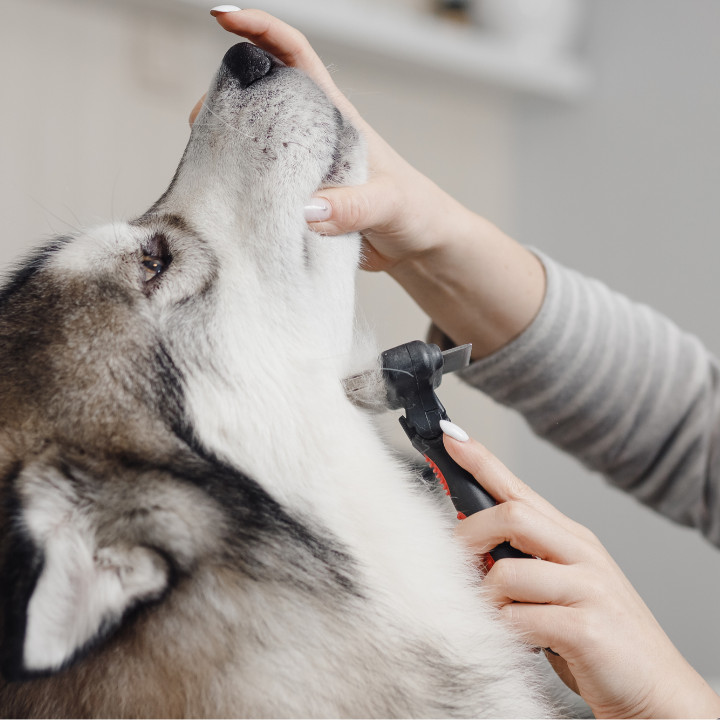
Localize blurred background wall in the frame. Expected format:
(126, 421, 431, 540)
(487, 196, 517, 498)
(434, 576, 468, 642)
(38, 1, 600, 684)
(2, 0, 720, 688)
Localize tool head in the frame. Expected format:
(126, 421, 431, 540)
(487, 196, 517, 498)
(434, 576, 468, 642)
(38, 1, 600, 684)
(342, 340, 471, 426)
(381, 341, 442, 410)
(380, 342, 471, 407)
(379, 341, 471, 439)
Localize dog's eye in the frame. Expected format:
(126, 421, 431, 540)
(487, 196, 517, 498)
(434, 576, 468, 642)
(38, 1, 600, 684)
(140, 233, 172, 287)
(142, 256, 166, 282)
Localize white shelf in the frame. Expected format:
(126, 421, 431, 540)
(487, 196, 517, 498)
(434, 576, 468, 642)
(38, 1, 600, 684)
(182, 0, 589, 101)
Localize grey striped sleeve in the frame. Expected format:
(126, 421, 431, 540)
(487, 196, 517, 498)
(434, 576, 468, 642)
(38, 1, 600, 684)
(459, 251, 720, 547)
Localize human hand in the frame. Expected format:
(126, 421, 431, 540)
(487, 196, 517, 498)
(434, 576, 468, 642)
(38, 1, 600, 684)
(201, 7, 465, 274)
(201, 8, 545, 358)
(445, 433, 720, 719)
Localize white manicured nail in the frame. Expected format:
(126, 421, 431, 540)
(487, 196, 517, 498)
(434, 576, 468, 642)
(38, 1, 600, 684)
(211, 5, 242, 14)
(439, 419, 469, 442)
(304, 198, 332, 223)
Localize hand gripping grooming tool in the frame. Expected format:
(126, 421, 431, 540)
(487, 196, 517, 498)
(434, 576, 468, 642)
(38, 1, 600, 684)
(350, 340, 530, 566)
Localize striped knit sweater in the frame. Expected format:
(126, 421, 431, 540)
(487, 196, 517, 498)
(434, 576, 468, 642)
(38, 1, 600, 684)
(457, 252, 720, 548)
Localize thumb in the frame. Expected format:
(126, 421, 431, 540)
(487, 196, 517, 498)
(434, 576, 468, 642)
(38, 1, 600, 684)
(443, 435, 532, 505)
(304, 183, 395, 236)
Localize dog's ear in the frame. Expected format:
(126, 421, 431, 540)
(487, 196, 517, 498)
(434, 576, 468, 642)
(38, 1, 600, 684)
(1, 461, 170, 680)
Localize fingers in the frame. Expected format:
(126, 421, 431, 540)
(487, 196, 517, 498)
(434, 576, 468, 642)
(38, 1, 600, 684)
(305, 183, 397, 237)
(443, 435, 547, 507)
(545, 652, 581, 696)
(210, 9, 358, 121)
(210, 8, 321, 70)
(500, 603, 580, 658)
(456, 501, 582, 564)
(484, 560, 587, 656)
(189, 94, 206, 126)
(445, 435, 603, 555)
(483, 557, 581, 606)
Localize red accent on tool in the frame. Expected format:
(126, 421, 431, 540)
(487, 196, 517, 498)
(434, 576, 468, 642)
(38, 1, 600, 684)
(424, 455, 451, 497)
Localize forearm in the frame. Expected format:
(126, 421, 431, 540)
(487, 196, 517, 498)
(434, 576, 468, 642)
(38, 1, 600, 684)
(461, 252, 720, 545)
(647, 668, 720, 720)
(388, 204, 546, 359)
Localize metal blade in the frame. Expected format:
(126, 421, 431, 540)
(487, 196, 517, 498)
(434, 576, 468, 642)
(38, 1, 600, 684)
(441, 343, 472, 375)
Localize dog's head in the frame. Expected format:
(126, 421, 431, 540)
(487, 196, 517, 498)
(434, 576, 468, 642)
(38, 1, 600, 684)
(0, 43, 366, 692)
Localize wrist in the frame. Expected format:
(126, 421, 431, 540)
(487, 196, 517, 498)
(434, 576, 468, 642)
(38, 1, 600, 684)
(589, 654, 720, 719)
(384, 188, 478, 275)
(388, 211, 545, 358)
(646, 665, 720, 719)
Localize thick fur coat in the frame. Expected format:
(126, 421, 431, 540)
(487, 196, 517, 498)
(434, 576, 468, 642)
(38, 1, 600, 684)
(0, 43, 557, 717)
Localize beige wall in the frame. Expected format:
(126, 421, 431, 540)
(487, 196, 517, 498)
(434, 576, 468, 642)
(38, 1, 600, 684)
(1, 0, 216, 256)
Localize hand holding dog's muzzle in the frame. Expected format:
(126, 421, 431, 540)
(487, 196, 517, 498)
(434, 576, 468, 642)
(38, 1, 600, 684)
(200, 8, 457, 277)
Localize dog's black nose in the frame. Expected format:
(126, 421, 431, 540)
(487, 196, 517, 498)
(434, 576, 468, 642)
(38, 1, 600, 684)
(222, 42, 274, 89)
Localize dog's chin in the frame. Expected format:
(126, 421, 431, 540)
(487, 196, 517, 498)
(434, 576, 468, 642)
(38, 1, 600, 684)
(319, 113, 366, 191)
(319, 158, 348, 189)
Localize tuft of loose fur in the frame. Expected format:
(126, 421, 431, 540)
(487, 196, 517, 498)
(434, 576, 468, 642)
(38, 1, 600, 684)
(342, 365, 389, 412)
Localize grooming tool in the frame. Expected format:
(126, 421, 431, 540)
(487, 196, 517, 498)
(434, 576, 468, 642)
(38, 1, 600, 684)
(349, 340, 530, 566)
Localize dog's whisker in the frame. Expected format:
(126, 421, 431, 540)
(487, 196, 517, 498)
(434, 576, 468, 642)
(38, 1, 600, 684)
(194, 118, 312, 155)
(61, 204, 85, 233)
(202, 104, 256, 140)
(29, 196, 84, 236)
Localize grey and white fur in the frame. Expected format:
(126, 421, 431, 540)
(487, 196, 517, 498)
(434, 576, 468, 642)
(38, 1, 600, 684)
(0, 43, 558, 717)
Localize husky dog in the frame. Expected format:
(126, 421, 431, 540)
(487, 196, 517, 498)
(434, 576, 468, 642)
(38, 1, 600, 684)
(0, 43, 556, 717)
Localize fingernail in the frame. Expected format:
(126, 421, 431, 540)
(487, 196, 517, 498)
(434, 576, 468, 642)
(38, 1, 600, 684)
(304, 197, 332, 223)
(439, 419, 469, 442)
(211, 5, 242, 15)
